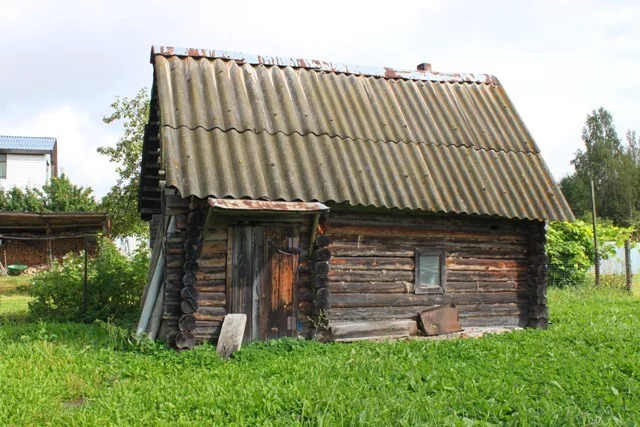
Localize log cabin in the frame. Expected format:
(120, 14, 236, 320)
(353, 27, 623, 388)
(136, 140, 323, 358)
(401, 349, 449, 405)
(136, 46, 574, 349)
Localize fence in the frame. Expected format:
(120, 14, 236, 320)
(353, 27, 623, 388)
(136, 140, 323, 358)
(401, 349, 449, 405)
(595, 242, 640, 274)
(548, 241, 635, 290)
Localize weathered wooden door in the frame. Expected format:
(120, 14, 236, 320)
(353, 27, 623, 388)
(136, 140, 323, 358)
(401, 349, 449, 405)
(231, 224, 299, 342)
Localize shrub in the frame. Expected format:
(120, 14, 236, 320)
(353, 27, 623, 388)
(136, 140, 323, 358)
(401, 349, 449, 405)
(547, 220, 634, 287)
(28, 239, 148, 325)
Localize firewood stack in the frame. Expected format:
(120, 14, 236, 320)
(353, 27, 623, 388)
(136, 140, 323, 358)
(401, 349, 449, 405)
(0, 238, 97, 267)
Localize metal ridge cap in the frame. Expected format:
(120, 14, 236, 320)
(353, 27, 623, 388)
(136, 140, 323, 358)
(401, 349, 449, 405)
(150, 45, 500, 84)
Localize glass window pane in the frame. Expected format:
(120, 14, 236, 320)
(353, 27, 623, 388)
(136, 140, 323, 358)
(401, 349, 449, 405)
(419, 255, 440, 286)
(0, 155, 6, 179)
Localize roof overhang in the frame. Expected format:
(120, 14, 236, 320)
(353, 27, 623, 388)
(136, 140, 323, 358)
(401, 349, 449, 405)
(0, 212, 109, 239)
(0, 149, 52, 155)
(208, 198, 329, 214)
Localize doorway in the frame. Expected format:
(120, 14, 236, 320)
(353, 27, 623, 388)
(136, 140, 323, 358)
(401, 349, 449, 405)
(230, 224, 299, 342)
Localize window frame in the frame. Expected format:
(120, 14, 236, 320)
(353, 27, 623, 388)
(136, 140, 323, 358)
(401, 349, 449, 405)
(0, 153, 6, 179)
(414, 249, 446, 294)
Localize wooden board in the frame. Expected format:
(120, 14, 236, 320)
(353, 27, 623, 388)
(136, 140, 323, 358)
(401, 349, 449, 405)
(216, 314, 247, 359)
(330, 320, 418, 342)
(231, 226, 253, 343)
(263, 226, 296, 340)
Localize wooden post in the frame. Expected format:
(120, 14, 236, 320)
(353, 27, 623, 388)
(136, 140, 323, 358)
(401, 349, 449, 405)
(46, 224, 53, 268)
(591, 179, 600, 287)
(625, 240, 632, 292)
(83, 236, 88, 320)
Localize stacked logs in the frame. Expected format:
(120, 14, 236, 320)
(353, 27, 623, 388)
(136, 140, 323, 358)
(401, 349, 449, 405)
(312, 234, 331, 319)
(175, 207, 204, 349)
(526, 221, 548, 329)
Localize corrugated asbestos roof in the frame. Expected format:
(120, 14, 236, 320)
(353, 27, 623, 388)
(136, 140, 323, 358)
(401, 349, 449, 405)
(0, 135, 56, 152)
(147, 46, 574, 222)
(154, 55, 537, 154)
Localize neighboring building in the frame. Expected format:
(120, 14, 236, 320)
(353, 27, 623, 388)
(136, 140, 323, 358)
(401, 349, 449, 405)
(0, 135, 58, 190)
(137, 46, 574, 348)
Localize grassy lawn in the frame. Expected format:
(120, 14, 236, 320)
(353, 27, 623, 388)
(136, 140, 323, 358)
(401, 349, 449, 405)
(0, 286, 639, 425)
(0, 274, 32, 294)
(0, 275, 33, 321)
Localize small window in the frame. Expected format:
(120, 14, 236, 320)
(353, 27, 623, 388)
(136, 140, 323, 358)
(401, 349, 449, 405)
(0, 154, 6, 179)
(415, 250, 445, 294)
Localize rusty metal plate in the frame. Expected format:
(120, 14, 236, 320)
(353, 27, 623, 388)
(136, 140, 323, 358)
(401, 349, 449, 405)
(208, 198, 329, 212)
(418, 305, 462, 336)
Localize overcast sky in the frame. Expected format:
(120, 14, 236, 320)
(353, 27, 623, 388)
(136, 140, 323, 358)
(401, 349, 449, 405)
(1, 0, 638, 198)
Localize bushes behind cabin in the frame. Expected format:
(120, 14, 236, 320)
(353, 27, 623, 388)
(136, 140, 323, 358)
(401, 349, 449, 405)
(28, 239, 149, 325)
(546, 220, 634, 287)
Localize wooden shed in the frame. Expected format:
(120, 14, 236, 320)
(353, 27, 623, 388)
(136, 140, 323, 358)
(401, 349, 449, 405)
(136, 46, 574, 348)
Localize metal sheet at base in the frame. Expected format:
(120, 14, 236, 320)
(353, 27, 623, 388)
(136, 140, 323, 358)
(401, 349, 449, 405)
(418, 305, 463, 336)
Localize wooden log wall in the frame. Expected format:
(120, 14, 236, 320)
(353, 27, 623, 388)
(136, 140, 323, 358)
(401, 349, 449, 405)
(293, 220, 315, 338)
(161, 193, 190, 346)
(172, 202, 229, 348)
(324, 211, 545, 333)
(526, 221, 548, 328)
(148, 214, 161, 249)
(158, 201, 548, 346)
(310, 230, 331, 336)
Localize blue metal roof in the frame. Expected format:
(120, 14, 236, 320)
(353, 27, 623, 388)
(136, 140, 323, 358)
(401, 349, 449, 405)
(0, 135, 56, 151)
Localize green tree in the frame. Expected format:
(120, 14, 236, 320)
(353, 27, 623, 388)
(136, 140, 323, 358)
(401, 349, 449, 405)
(98, 88, 150, 237)
(0, 174, 97, 213)
(0, 186, 44, 211)
(42, 174, 97, 212)
(560, 108, 639, 225)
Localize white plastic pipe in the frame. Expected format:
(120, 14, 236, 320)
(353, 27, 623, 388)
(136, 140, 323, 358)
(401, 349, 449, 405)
(136, 216, 175, 337)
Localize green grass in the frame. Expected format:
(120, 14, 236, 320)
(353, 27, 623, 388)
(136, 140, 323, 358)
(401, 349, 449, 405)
(0, 274, 32, 295)
(0, 275, 33, 321)
(0, 287, 639, 425)
(0, 294, 32, 320)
